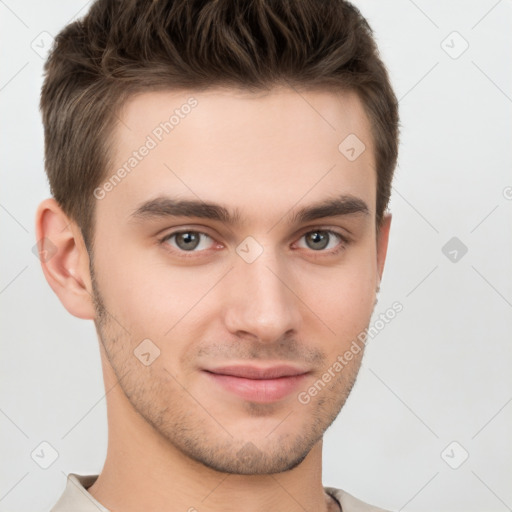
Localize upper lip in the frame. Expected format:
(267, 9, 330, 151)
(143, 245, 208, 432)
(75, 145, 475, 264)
(204, 364, 309, 380)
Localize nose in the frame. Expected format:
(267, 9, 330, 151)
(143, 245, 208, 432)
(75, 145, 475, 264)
(223, 248, 302, 344)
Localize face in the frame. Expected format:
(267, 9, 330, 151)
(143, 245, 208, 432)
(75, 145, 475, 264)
(89, 86, 388, 475)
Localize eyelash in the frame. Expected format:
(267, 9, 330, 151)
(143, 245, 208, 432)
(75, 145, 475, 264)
(158, 228, 350, 259)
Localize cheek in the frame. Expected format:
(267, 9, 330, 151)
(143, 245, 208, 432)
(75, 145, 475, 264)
(311, 249, 377, 345)
(93, 240, 218, 349)
(322, 280, 374, 339)
(92, 236, 165, 333)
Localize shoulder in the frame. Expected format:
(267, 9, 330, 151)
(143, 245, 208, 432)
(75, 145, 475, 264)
(50, 473, 109, 512)
(324, 486, 392, 512)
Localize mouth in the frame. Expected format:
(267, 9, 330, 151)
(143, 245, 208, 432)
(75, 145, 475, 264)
(202, 364, 310, 403)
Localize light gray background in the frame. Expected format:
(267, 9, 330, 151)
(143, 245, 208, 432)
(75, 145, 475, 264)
(1, 1, 511, 511)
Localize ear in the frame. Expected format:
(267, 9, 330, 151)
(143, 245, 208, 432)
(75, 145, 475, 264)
(34, 198, 95, 319)
(376, 212, 392, 287)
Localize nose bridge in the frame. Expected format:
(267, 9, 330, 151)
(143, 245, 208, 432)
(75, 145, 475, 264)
(224, 243, 301, 342)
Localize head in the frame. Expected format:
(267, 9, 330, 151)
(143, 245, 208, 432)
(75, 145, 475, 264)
(37, 0, 399, 475)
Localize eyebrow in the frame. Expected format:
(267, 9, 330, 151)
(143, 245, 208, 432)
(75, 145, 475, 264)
(129, 194, 369, 226)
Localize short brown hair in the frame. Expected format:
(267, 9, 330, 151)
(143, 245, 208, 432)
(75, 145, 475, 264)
(40, 0, 399, 252)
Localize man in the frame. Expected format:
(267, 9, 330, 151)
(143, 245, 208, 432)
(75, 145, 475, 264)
(36, 0, 399, 510)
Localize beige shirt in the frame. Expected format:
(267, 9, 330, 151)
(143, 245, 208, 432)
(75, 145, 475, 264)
(50, 473, 390, 512)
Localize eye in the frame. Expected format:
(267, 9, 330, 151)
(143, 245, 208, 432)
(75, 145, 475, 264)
(160, 230, 215, 253)
(159, 228, 348, 259)
(296, 229, 347, 253)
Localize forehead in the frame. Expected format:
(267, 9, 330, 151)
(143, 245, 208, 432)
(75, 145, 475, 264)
(116, 86, 373, 153)
(100, 86, 376, 226)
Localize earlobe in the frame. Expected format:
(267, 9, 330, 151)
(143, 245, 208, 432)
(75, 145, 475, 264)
(376, 212, 392, 284)
(34, 198, 96, 320)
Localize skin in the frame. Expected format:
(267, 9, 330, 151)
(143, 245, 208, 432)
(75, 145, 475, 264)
(36, 86, 391, 512)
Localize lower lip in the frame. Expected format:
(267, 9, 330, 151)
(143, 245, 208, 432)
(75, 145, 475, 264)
(204, 371, 308, 403)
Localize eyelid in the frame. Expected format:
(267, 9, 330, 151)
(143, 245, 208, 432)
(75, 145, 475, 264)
(159, 229, 218, 251)
(294, 224, 351, 242)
